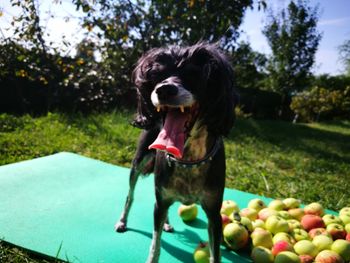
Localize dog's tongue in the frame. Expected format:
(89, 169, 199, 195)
(149, 110, 188, 158)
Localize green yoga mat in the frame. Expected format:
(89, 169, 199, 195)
(0, 152, 279, 262)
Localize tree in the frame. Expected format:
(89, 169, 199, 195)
(339, 39, 350, 75)
(263, 0, 322, 97)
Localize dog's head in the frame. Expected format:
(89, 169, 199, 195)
(132, 43, 237, 158)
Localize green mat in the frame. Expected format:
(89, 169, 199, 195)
(0, 152, 276, 262)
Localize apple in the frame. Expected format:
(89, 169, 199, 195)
(339, 207, 350, 217)
(312, 235, 333, 251)
(323, 214, 343, 226)
(346, 233, 350, 242)
(193, 242, 210, 263)
(268, 199, 286, 211)
(258, 208, 278, 221)
(339, 214, 350, 225)
(309, 228, 331, 239)
(299, 254, 314, 263)
(248, 198, 267, 212)
(178, 203, 198, 221)
(251, 227, 273, 249)
(273, 232, 296, 245)
(239, 208, 258, 221)
(279, 211, 292, 220)
(283, 198, 301, 209)
(265, 215, 289, 234)
(304, 202, 324, 216)
(345, 223, 350, 233)
(221, 200, 239, 216)
(314, 250, 344, 263)
(289, 208, 305, 221)
(252, 219, 266, 230)
(240, 216, 253, 232)
(327, 223, 347, 240)
(294, 240, 318, 258)
(288, 219, 302, 230)
(301, 214, 325, 231)
(331, 239, 350, 262)
(272, 240, 294, 256)
(251, 246, 274, 263)
(274, 251, 301, 263)
(291, 228, 310, 242)
(221, 214, 231, 229)
(223, 222, 249, 250)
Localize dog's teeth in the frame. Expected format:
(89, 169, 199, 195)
(180, 106, 185, 113)
(157, 106, 161, 112)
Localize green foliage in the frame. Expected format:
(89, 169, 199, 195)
(338, 39, 350, 75)
(291, 86, 350, 122)
(263, 0, 322, 96)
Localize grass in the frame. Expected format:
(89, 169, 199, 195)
(0, 112, 349, 262)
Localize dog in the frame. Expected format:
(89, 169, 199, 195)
(115, 43, 237, 263)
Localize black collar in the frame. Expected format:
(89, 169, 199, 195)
(165, 137, 222, 168)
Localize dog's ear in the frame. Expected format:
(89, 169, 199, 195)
(131, 52, 159, 129)
(193, 44, 238, 136)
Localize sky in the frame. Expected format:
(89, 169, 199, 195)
(1, 0, 350, 76)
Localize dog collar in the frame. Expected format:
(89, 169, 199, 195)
(165, 137, 222, 168)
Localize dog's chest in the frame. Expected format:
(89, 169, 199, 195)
(161, 165, 210, 204)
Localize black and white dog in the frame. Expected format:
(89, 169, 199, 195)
(115, 43, 237, 263)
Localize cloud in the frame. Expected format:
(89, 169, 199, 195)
(319, 17, 350, 26)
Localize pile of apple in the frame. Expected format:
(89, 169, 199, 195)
(179, 198, 350, 263)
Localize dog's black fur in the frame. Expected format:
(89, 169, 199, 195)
(115, 43, 237, 263)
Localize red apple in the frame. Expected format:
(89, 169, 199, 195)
(272, 240, 294, 256)
(327, 223, 347, 240)
(314, 250, 344, 263)
(346, 233, 350, 242)
(221, 214, 231, 229)
(304, 202, 324, 216)
(301, 214, 325, 231)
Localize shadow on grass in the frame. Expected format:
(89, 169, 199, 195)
(228, 119, 350, 164)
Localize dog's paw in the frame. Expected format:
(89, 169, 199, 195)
(115, 221, 127, 233)
(163, 223, 174, 233)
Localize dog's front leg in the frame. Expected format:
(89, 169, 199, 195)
(147, 199, 172, 263)
(202, 203, 223, 263)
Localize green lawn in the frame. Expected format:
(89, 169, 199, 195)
(0, 112, 349, 262)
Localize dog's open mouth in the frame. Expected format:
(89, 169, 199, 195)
(148, 104, 198, 159)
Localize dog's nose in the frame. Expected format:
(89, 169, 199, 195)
(155, 84, 178, 99)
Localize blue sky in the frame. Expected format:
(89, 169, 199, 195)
(240, 0, 350, 75)
(1, 0, 350, 75)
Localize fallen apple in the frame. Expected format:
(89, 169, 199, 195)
(274, 251, 301, 263)
(288, 208, 305, 221)
(339, 207, 350, 217)
(251, 246, 274, 263)
(314, 250, 344, 263)
(268, 199, 286, 211)
(223, 222, 249, 250)
(339, 214, 350, 225)
(265, 215, 289, 234)
(345, 223, 350, 233)
(248, 198, 267, 212)
(291, 228, 310, 242)
(272, 240, 294, 256)
(283, 198, 301, 209)
(273, 232, 296, 245)
(312, 235, 333, 252)
(239, 208, 258, 221)
(309, 228, 331, 239)
(251, 227, 273, 249)
(299, 254, 314, 263)
(304, 202, 324, 216)
(288, 219, 302, 230)
(221, 200, 239, 216)
(301, 214, 325, 231)
(221, 214, 231, 229)
(258, 208, 278, 221)
(193, 242, 210, 263)
(323, 214, 343, 226)
(252, 219, 266, 230)
(294, 240, 318, 258)
(327, 223, 347, 240)
(331, 239, 350, 262)
(178, 203, 198, 221)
